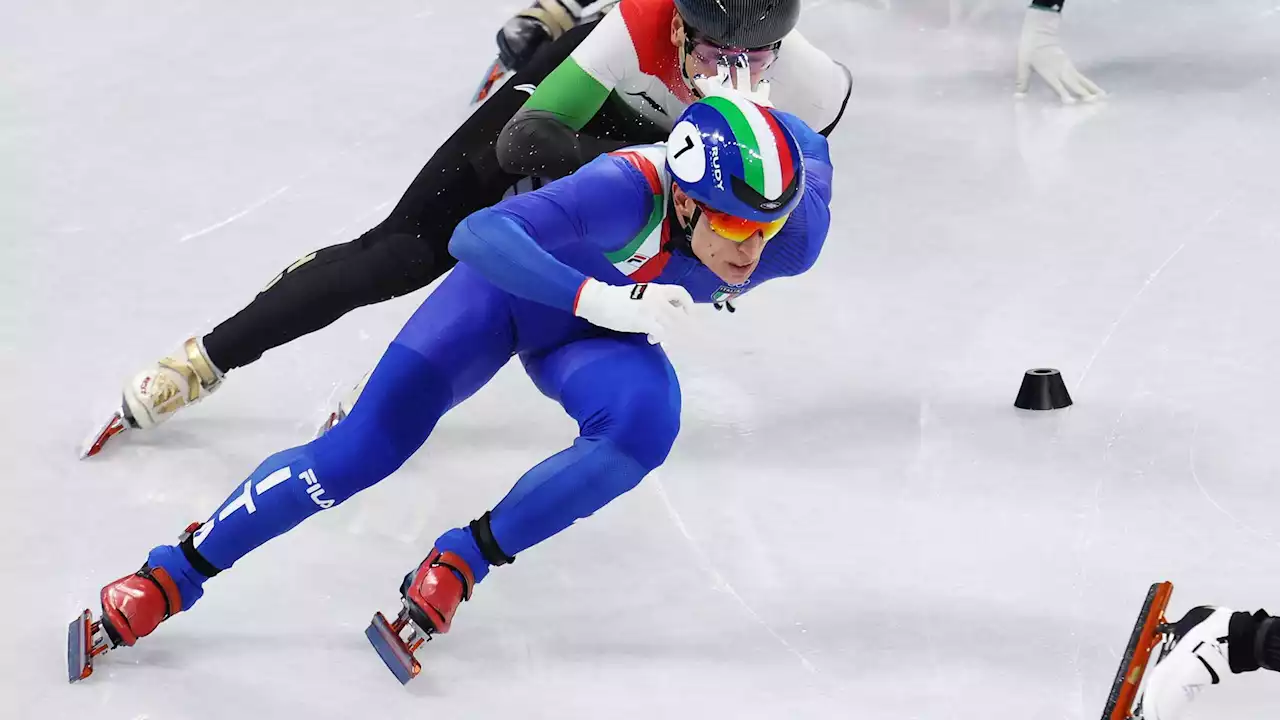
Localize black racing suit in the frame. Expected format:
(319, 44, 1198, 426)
(202, 21, 666, 371)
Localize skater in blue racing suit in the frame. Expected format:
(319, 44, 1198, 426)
(77, 96, 833, 678)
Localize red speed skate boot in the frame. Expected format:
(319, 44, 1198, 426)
(101, 564, 184, 647)
(364, 549, 476, 684)
(402, 549, 475, 634)
(67, 531, 210, 683)
(67, 563, 185, 682)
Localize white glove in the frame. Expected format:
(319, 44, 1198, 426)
(573, 278, 693, 344)
(1015, 7, 1104, 104)
(693, 57, 773, 107)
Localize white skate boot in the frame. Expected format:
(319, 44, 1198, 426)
(1133, 606, 1234, 720)
(81, 338, 223, 458)
(315, 372, 369, 438)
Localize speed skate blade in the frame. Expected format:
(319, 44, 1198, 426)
(314, 410, 343, 440)
(471, 57, 512, 105)
(365, 611, 421, 685)
(1100, 581, 1175, 720)
(80, 406, 131, 459)
(67, 610, 94, 683)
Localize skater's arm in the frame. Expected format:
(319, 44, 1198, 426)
(450, 156, 652, 311)
(497, 10, 631, 178)
(765, 31, 853, 138)
(451, 211, 588, 311)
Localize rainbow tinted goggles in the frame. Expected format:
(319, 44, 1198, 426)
(684, 29, 781, 74)
(697, 201, 791, 243)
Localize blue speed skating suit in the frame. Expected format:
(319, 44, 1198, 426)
(149, 110, 834, 610)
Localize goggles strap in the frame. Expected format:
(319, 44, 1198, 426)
(679, 33, 698, 93)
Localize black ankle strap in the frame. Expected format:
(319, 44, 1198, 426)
(179, 527, 222, 578)
(470, 512, 516, 567)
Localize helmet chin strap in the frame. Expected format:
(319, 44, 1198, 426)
(664, 193, 701, 258)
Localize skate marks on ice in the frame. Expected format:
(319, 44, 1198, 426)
(1187, 423, 1280, 555)
(1075, 193, 1240, 393)
(170, 77, 475, 248)
(1069, 399, 1130, 719)
(650, 476, 820, 676)
(1080, 50, 1280, 98)
(169, 123, 417, 248)
(175, 185, 292, 244)
(1061, 192, 1246, 712)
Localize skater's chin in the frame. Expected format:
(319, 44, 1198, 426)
(717, 259, 757, 285)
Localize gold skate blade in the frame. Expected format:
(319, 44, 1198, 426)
(1100, 581, 1174, 720)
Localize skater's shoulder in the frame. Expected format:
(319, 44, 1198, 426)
(484, 153, 658, 254)
(604, 143, 670, 188)
(569, 0, 673, 77)
(766, 33, 852, 137)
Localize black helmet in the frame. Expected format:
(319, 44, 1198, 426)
(674, 0, 800, 49)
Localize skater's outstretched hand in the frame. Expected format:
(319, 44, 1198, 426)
(1015, 5, 1105, 104)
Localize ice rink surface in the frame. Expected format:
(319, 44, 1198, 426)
(4, 1, 1280, 717)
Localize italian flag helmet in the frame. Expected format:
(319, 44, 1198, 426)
(665, 96, 805, 227)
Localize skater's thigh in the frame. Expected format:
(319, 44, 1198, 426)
(376, 75, 531, 240)
(376, 134, 503, 240)
(366, 22, 603, 248)
(521, 335, 681, 469)
(318, 266, 516, 476)
(390, 264, 517, 405)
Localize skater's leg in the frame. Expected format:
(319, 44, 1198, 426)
(89, 24, 617, 456)
(155, 267, 520, 603)
(201, 227, 455, 372)
(200, 22, 597, 373)
(433, 334, 680, 583)
(201, 128, 510, 372)
(107, 133, 504, 446)
(1227, 609, 1280, 672)
(1132, 605, 1280, 719)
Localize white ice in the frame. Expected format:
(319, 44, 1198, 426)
(3, 1, 1280, 718)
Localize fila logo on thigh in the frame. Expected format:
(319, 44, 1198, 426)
(192, 466, 333, 549)
(298, 469, 332, 509)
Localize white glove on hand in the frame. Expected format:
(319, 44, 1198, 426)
(693, 57, 773, 107)
(1016, 7, 1104, 104)
(573, 278, 693, 344)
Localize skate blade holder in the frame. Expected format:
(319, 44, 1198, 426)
(67, 609, 113, 683)
(79, 408, 132, 459)
(1100, 581, 1174, 720)
(365, 606, 431, 684)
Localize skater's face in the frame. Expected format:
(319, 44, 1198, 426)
(670, 14, 773, 93)
(673, 184, 767, 286)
